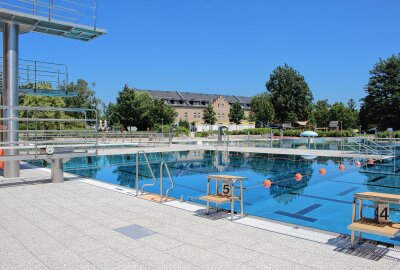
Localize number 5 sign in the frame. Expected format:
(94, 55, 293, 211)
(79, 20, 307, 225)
(221, 181, 230, 196)
(374, 202, 389, 224)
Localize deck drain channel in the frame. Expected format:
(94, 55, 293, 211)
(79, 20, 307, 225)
(114, 224, 157, 239)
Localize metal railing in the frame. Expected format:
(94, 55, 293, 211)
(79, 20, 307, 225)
(99, 132, 166, 147)
(160, 161, 174, 203)
(0, 105, 98, 161)
(0, 58, 69, 94)
(135, 150, 156, 196)
(345, 137, 395, 158)
(0, 0, 98, 28)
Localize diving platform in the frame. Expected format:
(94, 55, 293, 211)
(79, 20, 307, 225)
(0, 1, 106, 41)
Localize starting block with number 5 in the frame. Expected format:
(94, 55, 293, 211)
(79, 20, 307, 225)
(199, 175, 247, 220)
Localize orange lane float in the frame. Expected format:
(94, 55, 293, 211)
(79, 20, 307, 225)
(355, 161, 362, 167)
(339, 164, 345, 171)
(319, 168, 326, 175)
(368, 159, 375, 165)
(0, 149, 3, 169)
(294, 173, 303, 181)
(263, 179, 272, 189)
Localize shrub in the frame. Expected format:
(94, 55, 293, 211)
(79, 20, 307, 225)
(174, 126, 189, 136)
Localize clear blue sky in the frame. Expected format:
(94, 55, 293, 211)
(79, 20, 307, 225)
(13, 0, 400, 105)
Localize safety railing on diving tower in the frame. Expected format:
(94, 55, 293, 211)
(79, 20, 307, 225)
(0, 58, 72, 96)
(0, 0, 98, 29)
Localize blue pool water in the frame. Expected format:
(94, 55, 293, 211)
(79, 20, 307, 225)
(179, 137, 360, 151)
(32, 150, 400, 245)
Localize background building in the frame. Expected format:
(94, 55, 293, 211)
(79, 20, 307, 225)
(137, 89, 255, 130)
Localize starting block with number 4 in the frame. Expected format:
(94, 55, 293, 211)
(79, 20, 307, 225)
(348, 192, 400, 248)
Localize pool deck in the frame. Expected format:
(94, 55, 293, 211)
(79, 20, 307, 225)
(98, 144, 389, 160)
(1, 166, 400, 269)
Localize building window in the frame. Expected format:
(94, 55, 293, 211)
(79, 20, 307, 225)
(221, 113, 224, 119)
(218, 103, 224, 108)
(184, 112, 188, 119)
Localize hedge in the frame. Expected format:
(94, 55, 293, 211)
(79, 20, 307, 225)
(195, 128, 357, 137)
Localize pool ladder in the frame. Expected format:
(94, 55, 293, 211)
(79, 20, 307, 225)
(160, 161, 174, 203)
(135, 151, 175, 202)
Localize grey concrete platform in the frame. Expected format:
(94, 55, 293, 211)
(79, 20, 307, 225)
(97, 143, 387, 159)
(1, 167, 400, 269)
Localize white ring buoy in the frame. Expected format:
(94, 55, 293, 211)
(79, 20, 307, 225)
(46, 146, 54, 155)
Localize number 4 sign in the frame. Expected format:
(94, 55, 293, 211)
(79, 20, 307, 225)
(374, 202, 389, 224)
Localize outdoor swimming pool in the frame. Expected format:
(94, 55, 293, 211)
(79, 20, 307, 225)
(180, 137, 385, 152)
(32, 150, 400, 245)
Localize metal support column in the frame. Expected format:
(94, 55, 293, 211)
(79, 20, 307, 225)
(51, 158, 64, 183)
(3, 22, 20, 178)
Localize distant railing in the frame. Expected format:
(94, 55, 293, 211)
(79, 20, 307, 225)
(0, 105, 98, 161)
(0, 0, 98, 29)
(98, 132, 168, 148)
(0, 58, 69, 94)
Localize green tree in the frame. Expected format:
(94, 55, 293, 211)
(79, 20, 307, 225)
(229, 102, 245, 129)
(347, 99, 356, 111)
(360, 54, 400, 130)
(64, 79, 100, 120)
(266, 64, 313, 123)
(19, 82, 71, 129)
(313, 99, 331, 128)
(249, 93, 275, 126)
(19, 95, 68, 129)
(329, 102, 359, 130)
(202, 105, 217, 132)
(178, 119, 190, 129)
(115, 86, 154, 130)
(104, 102, 120, 129)
(152, 99, 177, 126)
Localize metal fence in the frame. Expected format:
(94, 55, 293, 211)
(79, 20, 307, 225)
(98, 132, 169, 148)
(0, 58, 69, 94)
(0, 0, 98, 28)
(0, 105, 98, 161)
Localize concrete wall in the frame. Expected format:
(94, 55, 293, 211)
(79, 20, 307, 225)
(196, 122, 256, 132)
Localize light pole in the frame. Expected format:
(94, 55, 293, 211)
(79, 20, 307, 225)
(161, 118, 164, 136)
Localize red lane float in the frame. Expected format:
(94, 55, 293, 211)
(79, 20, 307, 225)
(0, 149, 3, 169)
(368, 159, 375, 165)
(294, 173, 303, 181)
(319, 168, 326, 175)
(263, 179, 272, 189)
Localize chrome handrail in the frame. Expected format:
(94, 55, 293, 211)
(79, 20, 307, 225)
(361, 137, 394, 155)
(347, 138, 383, 157)
(160, 161, 174, 203)
(135, 150, 156, 196)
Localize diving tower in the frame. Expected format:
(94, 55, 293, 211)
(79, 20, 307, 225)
(0, 0, 106, 178)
